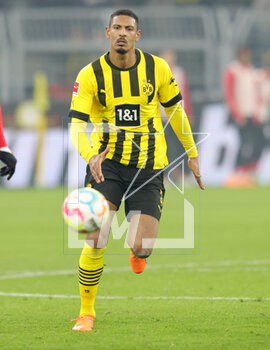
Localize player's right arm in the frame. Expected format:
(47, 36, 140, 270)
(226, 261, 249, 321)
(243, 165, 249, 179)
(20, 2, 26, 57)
(69, 65, 108, 183)
(0, 105, 17, 180)
(70, 118, 110, 183)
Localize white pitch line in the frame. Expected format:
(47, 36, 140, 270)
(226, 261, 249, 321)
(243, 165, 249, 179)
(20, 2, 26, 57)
(0, 270, 77, 281)
(0, 259, 269, 281)
(0, 291, 269, 301)
(0, 292, 79, 299)
(193, 267, 270, 272)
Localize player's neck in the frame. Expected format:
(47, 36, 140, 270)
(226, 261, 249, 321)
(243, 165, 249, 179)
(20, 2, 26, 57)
(108, 49, 137, 69)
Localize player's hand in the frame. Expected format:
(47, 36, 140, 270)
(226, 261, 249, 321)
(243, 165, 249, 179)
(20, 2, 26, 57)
(0, 148, 17, 180)
(89, 146, 110, 184)
(188, 157, 205, 190)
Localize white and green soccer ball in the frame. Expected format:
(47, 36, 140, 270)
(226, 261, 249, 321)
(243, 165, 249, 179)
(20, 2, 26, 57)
(62, 187, 109, 233)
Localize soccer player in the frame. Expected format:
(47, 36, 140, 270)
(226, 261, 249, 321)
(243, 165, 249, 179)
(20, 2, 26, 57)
(0, 105, 17, 180)
(69, 9, 204, 331)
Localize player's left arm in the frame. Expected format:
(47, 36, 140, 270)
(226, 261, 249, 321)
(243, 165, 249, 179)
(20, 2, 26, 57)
(164, 103, 204, 190)
(0, 105, 17, 180)
(157, 59, 204, 190)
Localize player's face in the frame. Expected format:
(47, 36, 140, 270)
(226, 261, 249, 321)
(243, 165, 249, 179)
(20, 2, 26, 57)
(106, 15, 141, 55)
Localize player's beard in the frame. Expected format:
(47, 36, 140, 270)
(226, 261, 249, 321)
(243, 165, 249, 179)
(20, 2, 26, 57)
(116, 48, 128, 55)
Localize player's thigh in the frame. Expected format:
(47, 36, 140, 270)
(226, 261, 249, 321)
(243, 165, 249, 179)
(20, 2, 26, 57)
(85, 200, 117, 249)
(124, 173, 165, 222)
(125, 173, 165, 256)
(85, 160, 124, 210)
(127, 213, 159, 256)
(84, 160, 125, 248)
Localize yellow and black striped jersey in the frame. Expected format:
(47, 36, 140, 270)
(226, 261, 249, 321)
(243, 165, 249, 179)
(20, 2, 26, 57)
(69, 48, 195, 169)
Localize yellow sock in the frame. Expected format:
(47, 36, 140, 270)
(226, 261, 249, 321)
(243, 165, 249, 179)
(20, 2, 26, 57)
(78, 242, 105, 317)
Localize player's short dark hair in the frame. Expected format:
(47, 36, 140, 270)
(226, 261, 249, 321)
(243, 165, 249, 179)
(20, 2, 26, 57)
(109, 9, 139, 28)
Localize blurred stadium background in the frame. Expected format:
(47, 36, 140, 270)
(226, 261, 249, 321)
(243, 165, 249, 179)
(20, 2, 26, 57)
(1, 0, 270, 188)
(1, 2, 270, 349)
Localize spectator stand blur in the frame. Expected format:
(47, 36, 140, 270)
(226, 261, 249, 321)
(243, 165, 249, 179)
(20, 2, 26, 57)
(159, 50, 194, 187)
(1, 3, 270, 187)
(258, 50, 270, 146)
(48, 20, 105, 114)
(49, 26, 88, 103)
(15, 71, 49, 186)
(256, 50, 270, 183)
(223, 47, 264, 187)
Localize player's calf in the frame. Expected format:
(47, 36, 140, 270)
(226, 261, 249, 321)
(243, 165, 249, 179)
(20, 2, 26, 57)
(131, 247, 152, 259)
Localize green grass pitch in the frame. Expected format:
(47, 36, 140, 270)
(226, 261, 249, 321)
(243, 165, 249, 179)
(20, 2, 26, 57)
(0, 186, 269, 350)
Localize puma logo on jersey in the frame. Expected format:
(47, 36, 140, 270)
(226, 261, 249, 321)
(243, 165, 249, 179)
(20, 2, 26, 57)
(98, 87, 112, 98)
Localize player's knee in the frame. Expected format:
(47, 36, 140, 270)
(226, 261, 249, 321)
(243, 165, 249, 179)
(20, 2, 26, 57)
(132, 247, 152, 259)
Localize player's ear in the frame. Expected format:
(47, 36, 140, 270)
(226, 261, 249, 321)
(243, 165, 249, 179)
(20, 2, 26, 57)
(136, 29, 141, 42)
(105, 26, 110, 39)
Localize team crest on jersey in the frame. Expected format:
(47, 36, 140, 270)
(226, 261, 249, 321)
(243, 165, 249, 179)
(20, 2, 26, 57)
(141, 81, 154, 96)
(73, 81, 80, 96)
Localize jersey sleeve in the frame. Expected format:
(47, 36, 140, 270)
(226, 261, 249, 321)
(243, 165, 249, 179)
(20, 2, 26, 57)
(69, 64, 96, 122)
(157, 58, 183, 107)
(164, 104, 198, 158)
(70, 118, 97, 162)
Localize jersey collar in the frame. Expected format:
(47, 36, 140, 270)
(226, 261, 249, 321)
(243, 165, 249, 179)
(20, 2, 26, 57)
(104, 49, 141, 71)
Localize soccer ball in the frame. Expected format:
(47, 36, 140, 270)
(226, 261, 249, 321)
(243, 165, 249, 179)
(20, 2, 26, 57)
(62, 187, 109, 233)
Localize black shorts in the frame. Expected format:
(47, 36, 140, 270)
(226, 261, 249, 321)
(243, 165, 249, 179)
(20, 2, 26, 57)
(85, 159, 165, 221)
